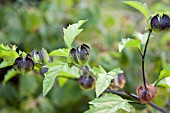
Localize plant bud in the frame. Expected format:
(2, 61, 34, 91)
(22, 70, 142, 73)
(31, 50, 41, 63)
(8, 44, 17, 51)
(41, 48, 49, 64)
(109, 73, 126, 90)
(151, 14, 170, 30)
(31, 48, 49, 65)
(76, 44, 90, 66)
(136, 84, 156, 104)
(78, 75, 95, 90)
(69, 48, 79, 64)
(14, 54, 34, 74)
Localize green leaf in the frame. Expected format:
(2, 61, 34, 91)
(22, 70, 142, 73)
(134, 32, 154, 45)
(57, 77, 68, 87)
(159, 69, 170, 80)
(57, 66, 80, 87)
(84, 107, 94, 113)
(0, 44, 19, 58)
(108, 68, 123, 77)
(0, 59, 15, 68)
(3, 68, 17, 85)
(43, 70, 59, 96)
(154, 69, 170, 86)
(0, 44, 19, 68)
(123, 1, 150, 20)
(91, 65, 107, 76)
(49, 48, 70, 57)
(43, 61, 66, 96)
(118, 38, 141, 52)
(96, 73, 112, 97)
(45, 60, 66, 71)
(59, 66, 80, 78)
(156, 77, 170, 88)
(41, 48, 49, 64)
(85, 94, 132, 113)
(0, 43, 11, 51)
(63, 20, 87, 48)
(133, 32, 148, 45)
(95, 66, 122, 97)
(43, 60, 80, 96)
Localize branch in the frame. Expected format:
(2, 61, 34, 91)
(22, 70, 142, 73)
(154, 79, 162, 87)
(105, 89, 139, 100)
(106, 89, 169, 113)
(149, 103, 169, 113)
(73, 64, 95, 76)
(141, 29, 152, 88)
(143, 30, 152, 58)
(73, 63, 169, 113)
(110, 83, 138, 100)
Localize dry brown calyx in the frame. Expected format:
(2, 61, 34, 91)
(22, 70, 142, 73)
(136, 84, 157, 104)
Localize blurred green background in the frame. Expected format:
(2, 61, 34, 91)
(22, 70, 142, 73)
(0, 0, 170, 113)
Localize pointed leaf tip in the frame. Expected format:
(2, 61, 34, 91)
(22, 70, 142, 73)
(123, 1, 150, 20)
(63, 20, 87, 48)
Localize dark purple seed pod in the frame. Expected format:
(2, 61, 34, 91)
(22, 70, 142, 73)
(110, 73, 126, 90)
(25, 54, 34, 71)
(76, 44, 90, 66)
(40, 67, 49, 76)
(78, 75, 95, 90)
(151, 14, 170, 30)
(136, 84, 157, 104)
(14, 53, 34, 74)
(69, 48, 79, 64)
(69, 44, 90, 65)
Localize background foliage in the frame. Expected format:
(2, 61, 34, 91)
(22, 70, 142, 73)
(0, 0, 170, 113)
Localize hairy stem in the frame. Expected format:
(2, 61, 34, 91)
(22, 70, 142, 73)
(142, 29, 152, 88)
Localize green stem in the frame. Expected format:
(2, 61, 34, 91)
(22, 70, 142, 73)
(154, 79, 162, 86)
